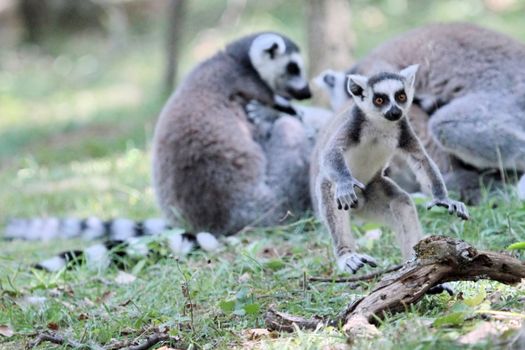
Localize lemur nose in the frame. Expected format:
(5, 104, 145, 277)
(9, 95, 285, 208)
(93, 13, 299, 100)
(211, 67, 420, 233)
(385, 106, 402, 121)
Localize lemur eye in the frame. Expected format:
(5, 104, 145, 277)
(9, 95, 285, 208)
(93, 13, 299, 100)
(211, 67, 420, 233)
(374, 96, 384, 106)
(286, 62, 300, 76)
(397, 93, 407, 102)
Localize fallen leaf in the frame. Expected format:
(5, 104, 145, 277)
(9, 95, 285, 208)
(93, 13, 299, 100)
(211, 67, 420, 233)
(0, 325, 14, 337)
(47, 322, 59, 331)
(243, 328, 271, 341)
(96, 291, 114, 304)
(78, 313, 89, 321)
(115, 271, 137, 284)
(459, 322, 498, 344)
(238, 272, 251, 283)
(459, 320, 521, 345)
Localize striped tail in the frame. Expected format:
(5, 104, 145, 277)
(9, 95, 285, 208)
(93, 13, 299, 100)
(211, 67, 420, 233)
(4, 217, 220, 271)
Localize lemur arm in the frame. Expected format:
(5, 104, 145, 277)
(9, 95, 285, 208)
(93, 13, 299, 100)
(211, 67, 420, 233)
(322, 118, 365, 210)
(397, 119, 469, 220)
(397, 118, 447, 198)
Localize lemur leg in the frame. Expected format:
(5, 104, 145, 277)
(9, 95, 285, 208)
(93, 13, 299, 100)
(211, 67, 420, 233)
(357, 175, 423, 259)
(228, 116, 311, 231)
(317, 178, 377, 273)
(263, 116, 311, 214)
(388, 104, 452, 194)
(429, 93, 525, 173)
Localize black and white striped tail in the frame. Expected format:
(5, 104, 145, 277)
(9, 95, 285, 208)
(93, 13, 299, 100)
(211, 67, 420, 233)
(4, 217, 220, 272)
(5, 217, 168, 241)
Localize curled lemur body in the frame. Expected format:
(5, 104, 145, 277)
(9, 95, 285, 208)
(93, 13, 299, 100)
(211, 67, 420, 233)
(317, 23, 525, 202)
(311, 66, 469, 273)
(153, 32, 314, 235)
(6, 33, 318, 271)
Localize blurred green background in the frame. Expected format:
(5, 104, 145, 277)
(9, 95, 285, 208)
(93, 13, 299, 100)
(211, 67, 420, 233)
(2, 0, 525, 223)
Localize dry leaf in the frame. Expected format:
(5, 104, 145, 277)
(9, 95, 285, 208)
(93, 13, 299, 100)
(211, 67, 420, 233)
(47, 322, 59, 331)
(115, 271, 137, 284)
(238, 272, 251, 283)
(78, 313, 89, 321)
(96, 291, 114, 304)
(0, 325, 14, 337)
(459, 320, 522, 345)
(243, 328, 271, 341)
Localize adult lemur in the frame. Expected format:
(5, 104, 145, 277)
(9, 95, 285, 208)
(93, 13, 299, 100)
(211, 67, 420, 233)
(5, 33, 318, 271)
(311, 66, 469, 273)
(152, 32, 314, 234)
(316, 23, 525, 203)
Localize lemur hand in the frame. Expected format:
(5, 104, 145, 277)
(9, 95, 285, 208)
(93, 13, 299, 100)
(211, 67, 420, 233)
(337, 252, 378, 274)
(335, 179, 365, 210)
(426, 198, 469, 220)
(245, 100, 279, 125)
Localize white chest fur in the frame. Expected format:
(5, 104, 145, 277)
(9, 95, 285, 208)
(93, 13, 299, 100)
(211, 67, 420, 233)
(343, 120, 400, 184)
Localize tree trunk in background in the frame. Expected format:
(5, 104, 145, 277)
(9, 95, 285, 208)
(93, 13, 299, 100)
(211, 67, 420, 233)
(18, 0, 50, 43)
(164, 0, 186, 95)
(305, 0, 354, 92)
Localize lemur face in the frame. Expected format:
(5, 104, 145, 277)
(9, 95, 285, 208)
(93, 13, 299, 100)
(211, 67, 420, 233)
(347, 65, 419, 122)
(249, 33, 311, 101)
(313, 69, 351, 112)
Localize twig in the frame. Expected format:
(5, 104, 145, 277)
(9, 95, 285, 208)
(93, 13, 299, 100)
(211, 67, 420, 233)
(308, 264, 402, 283)
(124, 333, 170, 350)
(26, 331, 92, 349)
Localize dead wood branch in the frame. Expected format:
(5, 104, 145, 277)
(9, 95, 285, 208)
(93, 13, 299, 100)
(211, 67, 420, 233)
(266, 236, 525, 334)
(124, 333, 170, 350)
(26, 331, 93, 349)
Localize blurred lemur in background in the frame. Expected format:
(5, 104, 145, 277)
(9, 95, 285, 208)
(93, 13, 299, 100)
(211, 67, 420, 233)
(6, 32, 328, 271)
(316, 23, 525, 204)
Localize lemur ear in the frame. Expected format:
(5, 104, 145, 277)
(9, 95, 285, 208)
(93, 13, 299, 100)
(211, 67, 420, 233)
(346, 74, 368, 98)
(249, 34, 286, 61)
(399, 64, 419, 89)
(313, 69, 336, 89)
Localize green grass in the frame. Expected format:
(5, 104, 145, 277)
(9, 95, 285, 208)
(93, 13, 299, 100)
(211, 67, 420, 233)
(2, 0, 525, 348)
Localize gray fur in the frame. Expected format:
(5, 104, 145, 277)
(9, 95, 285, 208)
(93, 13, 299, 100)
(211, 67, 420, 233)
(311, 69, 469, 274)
(348, 23, 525, 203)
(152, 33, 313, 235)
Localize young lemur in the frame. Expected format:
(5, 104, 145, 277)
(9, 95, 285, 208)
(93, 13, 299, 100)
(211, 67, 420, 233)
(311, 66, 469, 273)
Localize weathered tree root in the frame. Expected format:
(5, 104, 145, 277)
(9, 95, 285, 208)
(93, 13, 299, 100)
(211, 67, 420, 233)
(265, 236, 525, 333)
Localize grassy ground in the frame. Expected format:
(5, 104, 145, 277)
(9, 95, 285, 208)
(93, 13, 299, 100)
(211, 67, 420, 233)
(2, 1, 525, 349)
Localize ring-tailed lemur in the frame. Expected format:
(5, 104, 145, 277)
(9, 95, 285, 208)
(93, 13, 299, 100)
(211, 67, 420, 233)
(152, 32, 315, 235)
(4, 33, 318, 271)
(317, 23, 525, 204)
(311, 66, 469, 274)
(5, 217, 219, 271)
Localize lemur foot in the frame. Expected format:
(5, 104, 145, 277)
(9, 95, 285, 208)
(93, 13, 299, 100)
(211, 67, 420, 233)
(427, 283, 454, 296)
(426, 198, 469, 220)
(337, 252, 378, 274)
